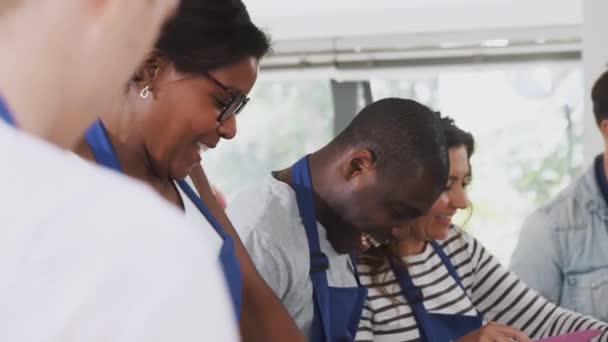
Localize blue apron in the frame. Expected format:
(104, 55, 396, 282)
(84, 119, 242, 319)
(0, 97, 17, 126)
(390, 240, 483, 342)
(292, 156, 368, 342)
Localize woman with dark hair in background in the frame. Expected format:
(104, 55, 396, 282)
(73, 0, 304, 341)
(356, 116, 608, 342)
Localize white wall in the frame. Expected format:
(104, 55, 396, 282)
(582, 0, 608, 164)
(247, 0, 581, 41)
(249, 0, 604, 163)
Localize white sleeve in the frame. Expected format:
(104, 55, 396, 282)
(102, 204, 239, 342)
(0, 190, 238, 342)
(241, 228, 291, 300)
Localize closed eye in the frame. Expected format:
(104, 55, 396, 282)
(213, 96, 228, 108)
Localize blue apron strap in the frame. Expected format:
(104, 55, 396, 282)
(392, 240, 484, 341)
(84, 120, 123, 172)
(292, 156, 332, 342)
(430, 240, 467, 292)
(176, 180, 242, 319)
(430, 239, 484, 322)
(175, 180, 227, 238)
(0, 97, 17, 127)
(389, 259, 435, 342)
(83, 119, 242, 319)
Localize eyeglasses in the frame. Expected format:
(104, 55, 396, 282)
(180, 56, 251, 122)
(201, 72, 250, 123)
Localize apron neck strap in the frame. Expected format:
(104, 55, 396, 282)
(84, 120, 123, 173)
(0, 97, 18, 127)
(430, 239, 467, 291)
(291, 155, 333, 342)
(291, 156, 324, 256)
(175, 180, 227, 238)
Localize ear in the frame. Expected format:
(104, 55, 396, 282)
(600, 120, 608, 139)
(344, 148, 376, 181)
(132, 50, 167, 87)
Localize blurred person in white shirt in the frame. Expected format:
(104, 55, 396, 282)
(0, 1, 238, 341)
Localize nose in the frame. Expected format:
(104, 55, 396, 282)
(217, 115, 237, 140)
(437, 192, 450, 207)
(450, 187, 468, 210)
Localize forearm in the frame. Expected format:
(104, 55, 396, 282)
(189, 165, 305, 342)
(470, 245, 608, 340)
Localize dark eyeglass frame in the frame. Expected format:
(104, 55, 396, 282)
(181, 56, 250, 122)
(201, 72, 250, 123)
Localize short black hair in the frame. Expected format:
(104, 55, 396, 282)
(333, 98, 449, 188)
(155, 0, 271, 74)
(592, 71, 608, 125)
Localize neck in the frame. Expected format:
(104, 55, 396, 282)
(276, 148, 355, 249)
(77, 92, 165, 185)
(0, 5, 90, 149)
(397, 231, 427, 256)
(307, 150, 343, 230)
(310, 149, 363, 253)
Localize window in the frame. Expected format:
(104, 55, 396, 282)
(371, 63, 584, 264)
(203, 78, 334, 195)
(203, 63, 583, 265)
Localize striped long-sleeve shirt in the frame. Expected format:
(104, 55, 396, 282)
(356, 227, 608, 342)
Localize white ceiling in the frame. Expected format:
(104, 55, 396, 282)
(247, 0, 507, 18)
(245, 0, 582, 41)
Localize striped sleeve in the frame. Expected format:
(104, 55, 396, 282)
(465, 235, 608, 341)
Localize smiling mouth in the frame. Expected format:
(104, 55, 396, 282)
(435, 214, 454, 223)
(197, 142, 214, 152)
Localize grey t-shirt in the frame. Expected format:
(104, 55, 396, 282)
(227, 176, 358, 338)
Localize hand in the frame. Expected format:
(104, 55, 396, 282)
(456, 322, 532, 342)
(357, 233, 385, 252)
(357, 234, 372, 252)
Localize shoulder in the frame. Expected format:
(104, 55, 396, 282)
(436, 227, 489, 272)
(4, 125, 210, 263)
(0, 126, 185, 232)
(0, 128, 237, 340)
(227, 176, 301, 239)
(357, 250, 391, 288)
(526, 168, 597, 232)
(437, 226, 474, 253)
(49, 169, 212, 268)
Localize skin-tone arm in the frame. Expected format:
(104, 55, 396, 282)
(189, 164, 305, 342)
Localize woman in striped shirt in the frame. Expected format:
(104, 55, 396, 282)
(356, 116, 608, 342)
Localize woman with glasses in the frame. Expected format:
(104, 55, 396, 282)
(72, 0, 304, 341)
(355, 116, 608, 342)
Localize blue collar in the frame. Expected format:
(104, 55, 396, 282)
(593, 154, 608, 207)
(0, 97, 17, 127)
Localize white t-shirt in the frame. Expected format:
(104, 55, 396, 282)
(0, 122, 238, 341)
(227, 175, 358, 338)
